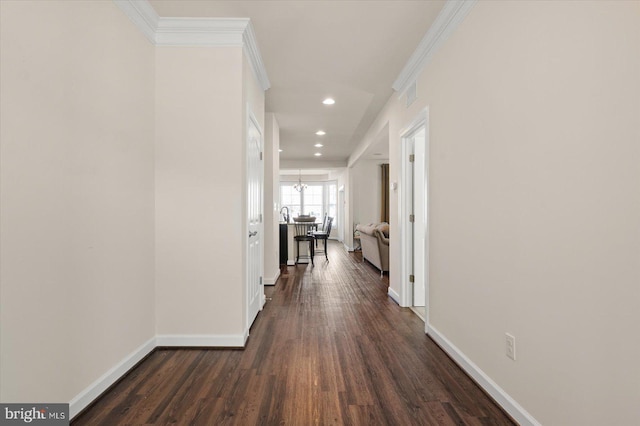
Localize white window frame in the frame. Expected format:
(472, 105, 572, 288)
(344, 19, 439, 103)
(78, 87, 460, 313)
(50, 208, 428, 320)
(280, 181, 338, 229)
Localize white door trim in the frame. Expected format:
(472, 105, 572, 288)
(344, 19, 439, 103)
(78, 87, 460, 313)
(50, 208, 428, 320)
(399, 134, 414, 308)
(399, 108, 430, 329)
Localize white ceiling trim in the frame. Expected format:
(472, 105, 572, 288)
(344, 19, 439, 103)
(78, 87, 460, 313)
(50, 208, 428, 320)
(155, 18, 249, 46)
(113, 0, 158, 44)
(242, 22, 271, 92)
(392, 0, 477, 95)
(112, 0, 270, 91)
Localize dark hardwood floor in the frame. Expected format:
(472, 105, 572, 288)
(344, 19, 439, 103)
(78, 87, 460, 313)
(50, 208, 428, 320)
(73, 241, 514, 425)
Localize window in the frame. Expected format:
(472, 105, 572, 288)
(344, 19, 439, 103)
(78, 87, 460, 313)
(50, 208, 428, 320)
(280, 181, 338, 229)
(280, 184, 301, 218)
(304, 184, 323, 217)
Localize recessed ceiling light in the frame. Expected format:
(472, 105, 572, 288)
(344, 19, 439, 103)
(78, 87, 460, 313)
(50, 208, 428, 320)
(373, 153, 382, 156)
(279, 149, 283, 152)
(314, 143, 323, 148)
(322, 98, 335, 105)
(314, 152, 322, 157)
(315, 130, 326, 136)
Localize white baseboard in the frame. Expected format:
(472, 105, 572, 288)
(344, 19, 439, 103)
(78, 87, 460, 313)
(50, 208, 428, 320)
(344, 243, 354, 252)
(287, 260, 295, 266)
(69, 336, 156, 419)
(264, 270, 280, 285)
(69, 326, 538, 426)
(70, 332, 249, 419)
(387, 287, 401, 304)
(156, 334, 246, 348)
(427, 324, 541, 426)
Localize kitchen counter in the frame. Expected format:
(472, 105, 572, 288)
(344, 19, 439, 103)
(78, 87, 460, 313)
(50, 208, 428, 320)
(280, 222, 320, 265)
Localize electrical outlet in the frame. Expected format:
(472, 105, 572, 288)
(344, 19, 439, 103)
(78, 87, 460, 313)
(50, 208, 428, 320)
(505, 333, 516, 360)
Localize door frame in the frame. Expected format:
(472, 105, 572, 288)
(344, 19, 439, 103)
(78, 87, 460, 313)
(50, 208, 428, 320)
(246, 106, 265, 333)
(399, 108, 429, 328)
(338, 185, 345, 242)
(400, 132, 414, 308)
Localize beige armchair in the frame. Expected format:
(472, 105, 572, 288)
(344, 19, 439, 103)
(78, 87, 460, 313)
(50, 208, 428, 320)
(355, 223, 389, 276)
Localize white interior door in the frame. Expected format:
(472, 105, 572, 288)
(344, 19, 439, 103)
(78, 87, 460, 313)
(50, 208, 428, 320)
(400, 110, 429, 314)
(247, 111, 263, 328)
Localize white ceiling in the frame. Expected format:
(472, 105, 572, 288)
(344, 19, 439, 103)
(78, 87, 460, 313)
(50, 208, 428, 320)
(149, 0, 445, 166)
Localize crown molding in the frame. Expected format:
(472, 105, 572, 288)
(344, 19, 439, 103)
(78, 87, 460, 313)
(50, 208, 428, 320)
(113, 0, 159, 44)
(112, 0, 270, 91)
(392, 0, 477, 95)
(243, 21, 272, 92)
(155, 17, 249, 46)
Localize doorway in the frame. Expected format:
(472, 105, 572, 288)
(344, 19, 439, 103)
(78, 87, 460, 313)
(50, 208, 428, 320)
(400, 109, 429, 327)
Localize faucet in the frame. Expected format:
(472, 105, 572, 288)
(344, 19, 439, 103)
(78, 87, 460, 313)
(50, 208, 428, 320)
(280, 206, 290, 223)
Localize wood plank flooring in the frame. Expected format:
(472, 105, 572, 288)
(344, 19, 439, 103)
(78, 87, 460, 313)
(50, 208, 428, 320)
(73, 241, 515, 425)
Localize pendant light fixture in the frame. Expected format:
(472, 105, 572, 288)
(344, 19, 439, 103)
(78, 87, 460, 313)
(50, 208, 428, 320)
(293, 169, 307, 192)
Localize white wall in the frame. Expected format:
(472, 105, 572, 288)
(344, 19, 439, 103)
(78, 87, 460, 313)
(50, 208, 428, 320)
(0, 0, 266, 411)
(351, 1, 640, 424)
(264, 114, 281, 284)
(155, 46, 247, 338)
(344, 159, 386, 250)
(350, 160, 384, 226)
(0, 0, 155, 403)
(155, 46, 264, 339)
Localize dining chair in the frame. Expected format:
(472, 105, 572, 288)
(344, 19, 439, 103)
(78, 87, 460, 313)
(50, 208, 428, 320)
(312, 217, 333, 261)
(294, 222, 315, 266)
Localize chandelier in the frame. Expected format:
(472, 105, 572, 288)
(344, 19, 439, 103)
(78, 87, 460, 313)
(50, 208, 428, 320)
(293, 169, 307, 192)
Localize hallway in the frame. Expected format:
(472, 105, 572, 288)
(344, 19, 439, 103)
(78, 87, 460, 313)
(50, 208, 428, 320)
(73, 241, 514, 425)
